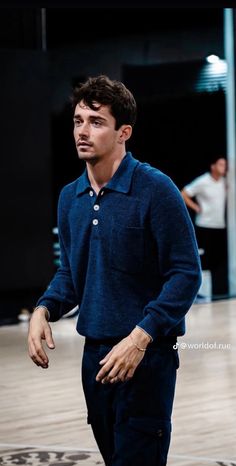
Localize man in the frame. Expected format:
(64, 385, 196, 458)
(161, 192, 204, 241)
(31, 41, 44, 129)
(28, 75, 201, 466)
(181, 157, 228, 298)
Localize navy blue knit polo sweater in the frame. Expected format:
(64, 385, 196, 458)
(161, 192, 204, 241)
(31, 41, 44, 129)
(37, 152, 201, 340)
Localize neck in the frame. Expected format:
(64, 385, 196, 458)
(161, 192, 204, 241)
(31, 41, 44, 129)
(87, 152, 126, 194)
(211, 171, 221, 181)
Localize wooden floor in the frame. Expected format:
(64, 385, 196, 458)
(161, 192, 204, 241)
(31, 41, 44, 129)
(0, 299, 236, 466)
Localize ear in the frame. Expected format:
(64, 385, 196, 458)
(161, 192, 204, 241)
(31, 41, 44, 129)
(118, 125, 132, 144)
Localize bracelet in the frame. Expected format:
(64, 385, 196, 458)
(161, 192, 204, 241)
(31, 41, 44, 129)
(129, 334, 147, 352)
(34, 305, 50, 321)
(135, 325, 153, 343)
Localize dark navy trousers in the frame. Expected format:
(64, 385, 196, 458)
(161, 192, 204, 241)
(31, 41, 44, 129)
(81, 337, 179, 466)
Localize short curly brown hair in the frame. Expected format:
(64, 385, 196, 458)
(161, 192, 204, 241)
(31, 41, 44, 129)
(71, 75, 137, 130)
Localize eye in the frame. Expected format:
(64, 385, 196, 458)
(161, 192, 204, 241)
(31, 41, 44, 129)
(93, 120, 102, 127)
(74, 119, 82, 127)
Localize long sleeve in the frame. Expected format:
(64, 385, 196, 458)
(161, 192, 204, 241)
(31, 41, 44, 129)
(137, 176, 202, 340)
(36, 188, 78, 321)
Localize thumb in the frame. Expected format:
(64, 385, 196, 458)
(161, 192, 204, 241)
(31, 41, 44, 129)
(45, 326, 55, 349)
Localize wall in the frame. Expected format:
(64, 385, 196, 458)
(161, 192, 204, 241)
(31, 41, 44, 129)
(50, 25, 223, 112)
(0, 11, 224, 322)
(0, 50, 54, 322)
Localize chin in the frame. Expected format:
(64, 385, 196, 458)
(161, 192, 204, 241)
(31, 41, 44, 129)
(78, 152, 99, 162)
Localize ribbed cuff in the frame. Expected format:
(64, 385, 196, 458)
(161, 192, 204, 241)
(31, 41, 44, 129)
(135, 325, 153, 342)
(136, 313, 160, 341)
(35, 298, 60, 322)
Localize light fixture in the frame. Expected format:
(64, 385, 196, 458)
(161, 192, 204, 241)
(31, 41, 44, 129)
(206, 55, 220, 64)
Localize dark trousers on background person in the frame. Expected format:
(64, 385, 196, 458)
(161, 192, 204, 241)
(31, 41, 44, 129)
(195, 226, 228, 297)
(82, 336, 179, 466)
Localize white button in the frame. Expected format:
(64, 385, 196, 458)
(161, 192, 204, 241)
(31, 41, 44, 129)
(89, 190, 93, 197)
(93, 219, 98, 225)
(94, 204, 99, 211)
(101, 191, 104, 196)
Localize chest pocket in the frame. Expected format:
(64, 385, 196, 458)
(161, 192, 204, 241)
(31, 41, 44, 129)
(110, 224, 145, 275)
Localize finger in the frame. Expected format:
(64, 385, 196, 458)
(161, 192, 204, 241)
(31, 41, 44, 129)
(99, 346, 115, 365)
(32, 356, 45, 368)
(110, 376, 120, 384)
(100, 361, 125, 384)
(29, 337, 49, 367)
(117, 370, 128, 382)
(100, 377, 109, 384)
(28, 343, 41, 367)
(108, 368, 128, 383)
(33, 354, 48, 369)
(44, 327, 55, 349)
(30, 346, 48, 368)
(30, 348, 48, 368)
(125, 368, 135, 380)
(96, 359, 115, 381)
(103, 364, 121, 381)
(34, 342, 49, 365)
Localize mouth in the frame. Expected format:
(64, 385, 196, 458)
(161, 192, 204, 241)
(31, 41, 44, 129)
(77, 141, 92, 149)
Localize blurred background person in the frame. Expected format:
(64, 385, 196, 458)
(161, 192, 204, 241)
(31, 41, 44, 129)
(181, 156, 228, 299)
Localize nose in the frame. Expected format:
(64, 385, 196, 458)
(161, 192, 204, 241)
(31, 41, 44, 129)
(78, 121, 89, 138)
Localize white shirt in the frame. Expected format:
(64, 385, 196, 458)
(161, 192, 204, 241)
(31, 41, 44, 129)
(184, 172, 226, 229)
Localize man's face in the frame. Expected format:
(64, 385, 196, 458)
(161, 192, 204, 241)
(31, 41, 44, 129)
(73, 100, 120, 163)
(213, 158, 227, 176)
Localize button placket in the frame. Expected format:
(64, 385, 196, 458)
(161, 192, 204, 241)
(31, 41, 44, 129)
(90, 188, 105, 227)
(92, 198, 100, 226)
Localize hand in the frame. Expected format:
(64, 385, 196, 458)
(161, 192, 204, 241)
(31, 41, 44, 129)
(96, 328, 151, 384)
(28, 307, 55, 369)
(194, 204, 201, 213)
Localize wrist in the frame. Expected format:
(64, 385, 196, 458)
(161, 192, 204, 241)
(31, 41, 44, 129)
(135, 325, 153, 343)
(130, 326, 152, 349)
(129, 334, 147, 352)
(33, 305, 50, 321)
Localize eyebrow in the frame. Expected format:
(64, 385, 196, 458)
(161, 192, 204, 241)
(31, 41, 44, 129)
(73, 114, 107, 122)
